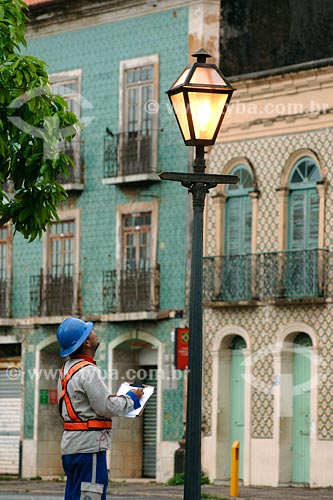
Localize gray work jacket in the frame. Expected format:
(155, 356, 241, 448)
(57, 358, 134, 455)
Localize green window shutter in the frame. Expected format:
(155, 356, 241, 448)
(224, 165, 254, 301)
(288, 189, 319, 250)
(307, 190, 319, 248)
(289, 191, 305, 250)
(225, 196, 252, 255)
(226, 197, 242, 255)
(244, 196, 252, 254)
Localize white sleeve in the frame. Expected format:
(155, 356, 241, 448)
(82, 366, 134, 417)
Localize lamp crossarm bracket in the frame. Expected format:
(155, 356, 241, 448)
(159, 171, 239, 186)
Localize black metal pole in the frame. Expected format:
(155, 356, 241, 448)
(183, 146, 208, 500)
(158, 147, 238, 500)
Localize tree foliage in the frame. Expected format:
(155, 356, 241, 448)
(0, 0, 79, 241)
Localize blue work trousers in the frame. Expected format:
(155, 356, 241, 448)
(62, 451, 108, 500)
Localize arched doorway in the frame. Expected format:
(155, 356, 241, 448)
(36, 340, 63, 476)
(279, 331, 312, 485)
(215, 332, 248, 482)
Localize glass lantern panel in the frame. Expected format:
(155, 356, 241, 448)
(172, 67, 191, 88)
(190, 66, 227, 86)
(188, 91, 228, 140)
(170, 92, 191, 141)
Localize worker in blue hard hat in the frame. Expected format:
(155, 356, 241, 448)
(56, 317, 143, 500)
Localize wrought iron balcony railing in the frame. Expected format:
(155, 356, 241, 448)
(204, 254, 260, 302)
(204, 249, 332, 304)
(260, 249, 331, 300)
(57, 139, 84, 185)
(30, 273, 80, 317)
(104, 131, 155, 178)
(0, 279, 11, 317)
(103, 267, 160, 313)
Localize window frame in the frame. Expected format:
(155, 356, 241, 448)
(0, 224, 12, 317)
(116, 200, 158, 271)
(42, 209, 80, 316)
(49, 69, 83, 189)
(278, 149, 325, 251)
(118, 54, 159, 179)
(210, 158, 258, 256)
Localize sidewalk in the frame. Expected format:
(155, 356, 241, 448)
(0, 478, 333, 499)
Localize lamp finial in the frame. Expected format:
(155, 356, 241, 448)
(191, 48, 211, 63)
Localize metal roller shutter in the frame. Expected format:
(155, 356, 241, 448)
(142, 368, 157, 478)
(0, 369, 21, 474)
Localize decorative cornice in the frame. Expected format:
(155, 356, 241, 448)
(25, 0, 218, 39)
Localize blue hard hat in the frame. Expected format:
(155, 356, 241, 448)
(56, 317, 93, 357)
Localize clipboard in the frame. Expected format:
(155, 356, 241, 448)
(117, 381, 154, 418)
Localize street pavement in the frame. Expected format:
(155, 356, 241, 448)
(1, 478, 333, 499)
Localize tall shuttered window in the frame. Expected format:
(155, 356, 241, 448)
(119, 55, 159, 176)
(122, 212, 151, 271)
(286, 157, 321, 297)
(118, 212, 153, 312)
(288, 157, 321, 251)
(43, 219, 77, 316)
(223, 165, 254, 301)
(48, 220, 75, 278)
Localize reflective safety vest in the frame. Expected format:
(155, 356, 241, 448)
(59, 360, 112, 431)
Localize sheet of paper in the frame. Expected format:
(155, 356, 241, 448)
(117, 382, 154, 418)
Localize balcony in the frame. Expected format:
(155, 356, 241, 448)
(30, 273, 80, 317)
(57, 139, 84, 189)
(204, 249, 332, 304)
(204, 254, 259, 303)
(260, 249, 330, 300)
(103, 268, 160, 314)
(103, 131, 159, 184)
(0, 279, 11, 318)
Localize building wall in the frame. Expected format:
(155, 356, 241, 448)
(220, 0, 333, 76)
(1, 0, 223, 480)
(202, 65, 333, 486)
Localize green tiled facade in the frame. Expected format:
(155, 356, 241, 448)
(0, 1, 201, 479)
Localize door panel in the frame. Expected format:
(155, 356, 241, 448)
(229, 337, 246, 479)
(292, 336, 311, 484)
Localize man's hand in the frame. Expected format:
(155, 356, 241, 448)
(130, 387, 144, 398)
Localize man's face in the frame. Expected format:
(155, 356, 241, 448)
(88, 330, 100, 353)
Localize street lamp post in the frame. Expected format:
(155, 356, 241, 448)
(159, 49, 238, 500)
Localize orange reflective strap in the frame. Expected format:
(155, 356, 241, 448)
(64, 393, 80, 422)
(59, 360, 93, 423)
(64, 420, 112, 431)
(59, 360, 112, 431)
(61, 360, 92, 390)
